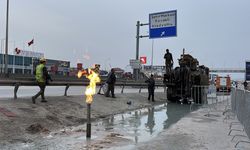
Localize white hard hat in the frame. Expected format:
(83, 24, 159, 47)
(39, 57, 46, 62)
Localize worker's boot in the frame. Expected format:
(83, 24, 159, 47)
(41, 98, 47, 103)
(32, 96, 36, 104)
(41, 93, 47, 102)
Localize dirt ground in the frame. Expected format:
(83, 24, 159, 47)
(1, 92, 250, 150)
(0, 92, 167, 147)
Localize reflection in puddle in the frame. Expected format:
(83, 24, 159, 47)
(99, 103, 190, 143)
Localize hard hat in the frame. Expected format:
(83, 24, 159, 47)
(39, 57, 46, 62)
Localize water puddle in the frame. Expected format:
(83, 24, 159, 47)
(5, 103, 192, 150)
(97, 103, 190, 144)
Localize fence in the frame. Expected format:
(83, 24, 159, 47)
(231, 88, 250, 139)
(189, 85, 218, 113)
(190, 85, 217, 104)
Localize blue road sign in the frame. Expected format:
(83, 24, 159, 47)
(149, 10, 177, 39)
(246, 61, 250, 81)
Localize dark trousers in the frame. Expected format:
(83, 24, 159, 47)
(33, 82, 46, 100)
(165, 62, 172, 72)
(148, 87, 155, 101)
(105, 84, 115, 97)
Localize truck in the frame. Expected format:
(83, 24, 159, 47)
(163, 52, 209, 103)
(215, 75, 231, 92)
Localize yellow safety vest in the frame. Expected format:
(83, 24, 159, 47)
(35, 64, 45, 83)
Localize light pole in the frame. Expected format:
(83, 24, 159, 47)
(1, 39, 5, 74)
(4, 0, 9, 76)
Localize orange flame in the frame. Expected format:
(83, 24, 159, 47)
(77, 69, 100, 104)
(77, 69, 87, 78)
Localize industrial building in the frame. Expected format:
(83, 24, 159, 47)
(0, 53, 70, 76)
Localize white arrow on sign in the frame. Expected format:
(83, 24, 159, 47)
(161, 31, 165, 36)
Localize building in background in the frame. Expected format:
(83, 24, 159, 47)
(0, 53, 70, 76)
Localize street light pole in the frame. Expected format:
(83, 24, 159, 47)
(1, 39, 5, 74)
(4, 0, 9, 76)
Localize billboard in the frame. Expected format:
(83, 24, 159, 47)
(246, 61, 250, 81)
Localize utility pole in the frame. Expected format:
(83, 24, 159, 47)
(4, 0, 9, 76)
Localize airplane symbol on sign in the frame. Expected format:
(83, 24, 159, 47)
(161, 31, 165, 36)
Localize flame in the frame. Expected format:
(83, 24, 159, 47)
(77, 70, 87, 78)
(77, 68, 100, 104)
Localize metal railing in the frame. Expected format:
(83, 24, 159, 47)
(0, 75, 165, 99)
(191, 85, 209, 104)
(231, 88, 250, 148)
(190, 85, 217, 103)
(189, 85, 217, 113)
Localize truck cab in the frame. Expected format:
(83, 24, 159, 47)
(215, 75, 231, 92)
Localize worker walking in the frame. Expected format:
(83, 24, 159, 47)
(32, 58, 52, 104)
(145, 74, 155, 102)
(164, 49, 173, 72)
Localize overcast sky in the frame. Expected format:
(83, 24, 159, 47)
(0, 0, 250, 78)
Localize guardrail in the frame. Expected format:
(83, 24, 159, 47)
(0, 75, 165, 99)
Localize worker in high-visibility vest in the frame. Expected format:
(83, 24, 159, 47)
(32, 58, 52, 104)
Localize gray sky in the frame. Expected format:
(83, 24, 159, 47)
(0, 0, 250, 78)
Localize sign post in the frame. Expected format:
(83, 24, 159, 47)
(149, 10, 177, 39)
(134, 21, 149, 80)
(134, 10, 177, 80)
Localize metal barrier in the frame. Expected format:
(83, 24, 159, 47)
(190, 85, 217, 113)
(190, 85, 209, 104)
(0, 77, 165, 99)
(191, 85, 217, 105)
(231, 88, 250, 148)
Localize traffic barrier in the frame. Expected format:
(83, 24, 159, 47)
(231, 88, 250, 148)
(0, 76, 165, 99)
(190, 85, 211, 104)
(189, 85, 217, 114)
